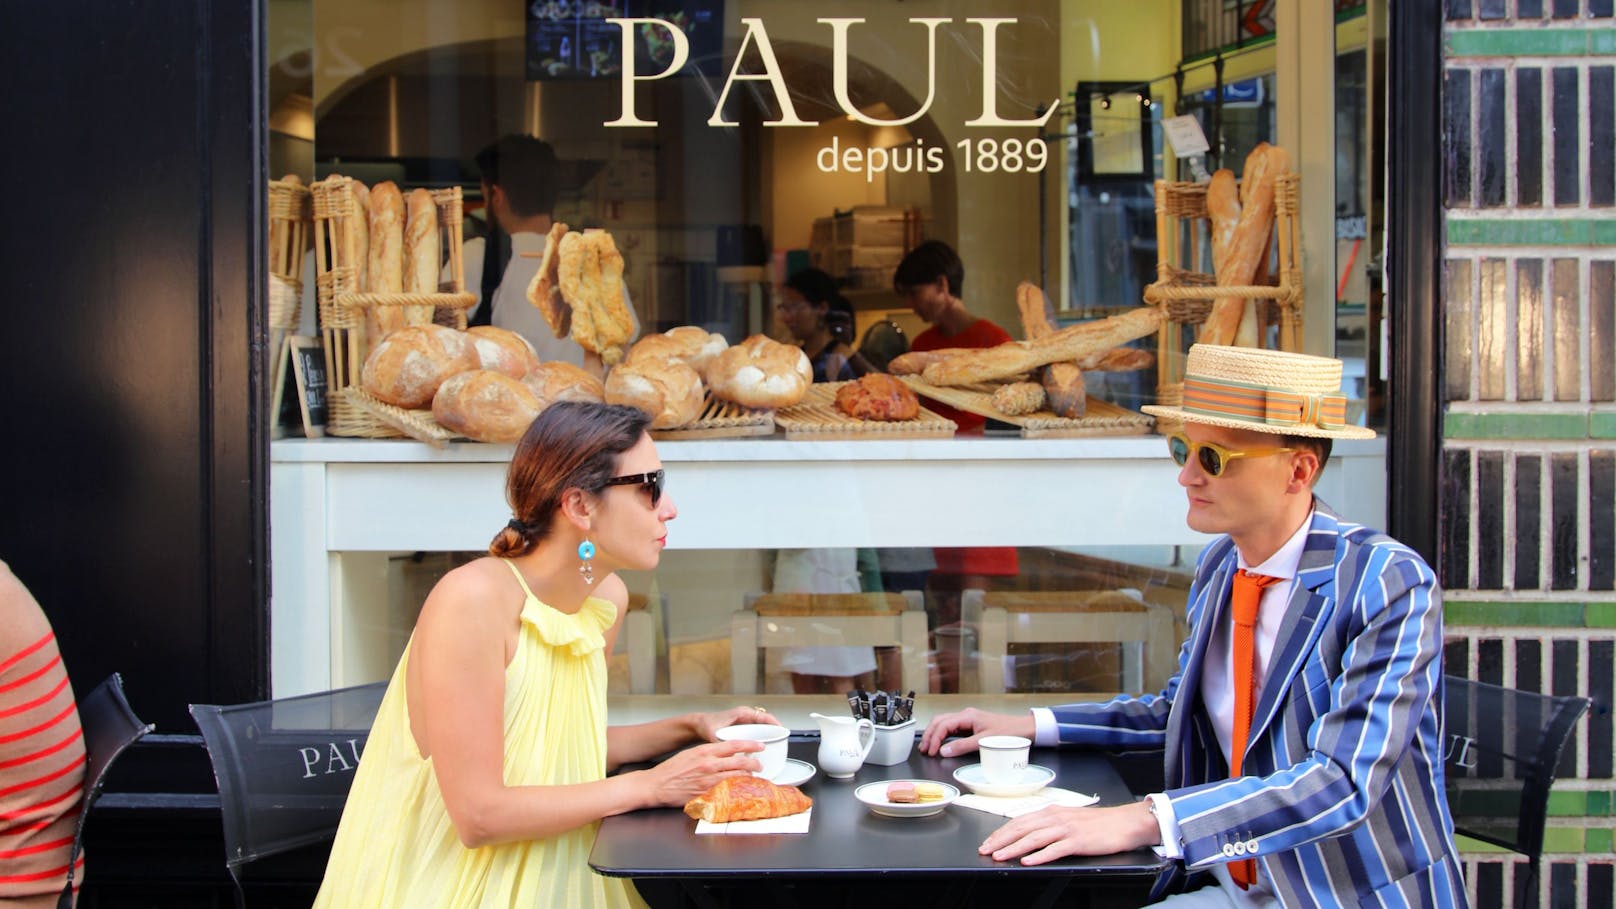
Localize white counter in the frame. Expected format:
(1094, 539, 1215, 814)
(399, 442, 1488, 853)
(269, 435, 1387, 695)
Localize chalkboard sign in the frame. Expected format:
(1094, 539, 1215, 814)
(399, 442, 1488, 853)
(287, 335, 327, 438)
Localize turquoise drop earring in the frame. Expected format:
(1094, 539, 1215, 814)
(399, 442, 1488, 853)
(577, 539, 596, 584)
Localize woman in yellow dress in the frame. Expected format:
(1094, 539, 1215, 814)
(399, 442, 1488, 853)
(314, 402, 771, 908)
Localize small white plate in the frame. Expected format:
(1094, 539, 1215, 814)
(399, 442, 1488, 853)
(770, 759, 816, 787)
(952, 763, 1056, 798)
(854, 780, 959, 818)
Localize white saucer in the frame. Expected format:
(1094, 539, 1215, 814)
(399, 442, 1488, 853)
(770, 759, 816, 787)
(854, 780, 959, 818)
(952, 763, 1056, 798)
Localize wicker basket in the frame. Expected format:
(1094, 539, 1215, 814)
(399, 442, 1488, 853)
(1141, 173, 1303, 425)
(311, 175, 478, 437)
(269, 178, 312, 286)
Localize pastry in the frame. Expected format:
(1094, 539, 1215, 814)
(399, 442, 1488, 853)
(706, 334, 812, 409)
(885, 781, 918, 803)
(683, 775, 812, 823)
(834, 374, 920, 422)
(913, 782, 947, 802)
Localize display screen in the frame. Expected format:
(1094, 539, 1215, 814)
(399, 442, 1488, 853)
(525, 0, 725, 81)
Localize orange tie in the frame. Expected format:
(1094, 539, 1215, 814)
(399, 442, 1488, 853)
(1228, 569, 1280, 889)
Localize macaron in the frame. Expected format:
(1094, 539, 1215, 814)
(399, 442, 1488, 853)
(914, 782, 947, 802)
(886, 781, 918, 803)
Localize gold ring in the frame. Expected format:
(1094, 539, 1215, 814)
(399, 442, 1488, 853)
(753, 706, 769, 713)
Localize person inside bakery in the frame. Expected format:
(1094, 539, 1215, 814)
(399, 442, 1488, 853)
(458, 133, 638, 367)
(314, 402, 776, 909)
(892, 240, 1019, 676)
(777, 267, 878, 381)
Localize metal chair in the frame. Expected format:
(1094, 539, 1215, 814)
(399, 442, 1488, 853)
(189, 681, 386, 897)
(962, 589, 1177, 694)
(730, 591, 926, 694)
(1443, 675, 1592, 892)
(59, 673, 154, 909)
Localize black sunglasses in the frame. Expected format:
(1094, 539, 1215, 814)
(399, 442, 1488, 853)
(601, 469, 664, 508)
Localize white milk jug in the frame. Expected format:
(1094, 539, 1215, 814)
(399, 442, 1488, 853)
(810, 713, 875, 779)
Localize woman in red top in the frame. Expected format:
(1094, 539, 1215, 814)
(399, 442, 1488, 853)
(892, 242, 1018, 686)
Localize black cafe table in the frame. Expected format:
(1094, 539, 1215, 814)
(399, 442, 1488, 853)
(591, 738, 1169, 907)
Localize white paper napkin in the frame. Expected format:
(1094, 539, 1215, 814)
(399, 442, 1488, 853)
(695, 807, 812, 834)
(954, 788, 1099, 818)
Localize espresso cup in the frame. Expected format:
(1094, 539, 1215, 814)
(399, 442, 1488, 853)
(716, 723, 789, 779)
(978, 734, 1031, 785)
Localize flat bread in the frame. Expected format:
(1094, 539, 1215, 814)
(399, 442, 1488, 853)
(525, 221, 571, 338)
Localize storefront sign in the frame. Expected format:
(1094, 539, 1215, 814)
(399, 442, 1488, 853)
(603, 17, 1060, 134)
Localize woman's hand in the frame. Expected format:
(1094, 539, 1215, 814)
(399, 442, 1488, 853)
(918, 707, 1035, 757)
(639, 740, 764, 808)
(691, 705, 779, 742)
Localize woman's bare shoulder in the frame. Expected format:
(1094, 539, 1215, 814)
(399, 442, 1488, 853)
(417, 558, 521, 631)
(592, 572, 629, 610)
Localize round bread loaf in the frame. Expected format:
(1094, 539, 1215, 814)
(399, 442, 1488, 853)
(522, 360, 606, 409)
(360, 325, 478, 409)
(625, 327, 729, 380)
(466, 326, 540, 378)
(431, 370, 541, 443)
(605, 358, 704, 429)
(991, 381, 1046, 416)
(706, 334, 812, 409)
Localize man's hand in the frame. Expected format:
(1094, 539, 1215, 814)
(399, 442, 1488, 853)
(979, 801, 1160, 865)
(918, 707, 1035, 757)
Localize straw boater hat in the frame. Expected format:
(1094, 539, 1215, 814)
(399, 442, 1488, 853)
(1140, 344, 1376, 440)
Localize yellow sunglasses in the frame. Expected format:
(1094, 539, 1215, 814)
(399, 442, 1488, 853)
(1166, 432, 1293, 477)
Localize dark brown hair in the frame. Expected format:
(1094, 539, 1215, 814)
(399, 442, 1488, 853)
(488, 402, 652, 558)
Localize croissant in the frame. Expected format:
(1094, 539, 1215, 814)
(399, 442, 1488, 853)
(683, 775, 812, 823)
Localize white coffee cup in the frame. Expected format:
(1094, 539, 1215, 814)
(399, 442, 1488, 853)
(716, 723, 789, 779)
(978, 734, 1031, 785)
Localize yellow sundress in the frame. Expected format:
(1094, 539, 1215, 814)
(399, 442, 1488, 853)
(313, 560, 648, 908)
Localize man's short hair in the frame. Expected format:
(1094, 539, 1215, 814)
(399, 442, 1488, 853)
(893, 240, 965, 297)
(475, 135, 560, 218)
(1283, 434, 1333, 483)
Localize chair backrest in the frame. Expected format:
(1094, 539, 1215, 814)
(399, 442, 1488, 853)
(60, 673, 154, 909)
(189, 681, 387, 878)
(1443, 674, 1591, 868)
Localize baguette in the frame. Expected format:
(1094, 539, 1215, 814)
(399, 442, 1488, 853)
(920, 307, 1161, 386)
(1016, 281, 1055, 339)
(1042, 363, 1085, 418)
(1081, 347, 1155, 373)
(889, 349, 967, 376)
(1201, 144, 1289, 346)
(991, 381, 1046, 416)
(367, 181, 406, 338)
(402, 188, 438, 325)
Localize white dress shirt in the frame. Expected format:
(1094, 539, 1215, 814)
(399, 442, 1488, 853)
(1030, 510, 1313, 908)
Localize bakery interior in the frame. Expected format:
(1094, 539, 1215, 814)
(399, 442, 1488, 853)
(267, 0, 1389, 715)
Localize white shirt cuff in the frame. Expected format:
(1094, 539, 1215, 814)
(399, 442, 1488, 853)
(1146, 792, 1184, 859)
(1030, 707, 1060, 747)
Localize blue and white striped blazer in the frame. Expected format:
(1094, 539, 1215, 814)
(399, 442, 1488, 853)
(1049, 503, 1467, 908)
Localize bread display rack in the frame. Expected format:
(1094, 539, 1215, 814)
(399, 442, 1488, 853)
(343, 387, 462, 448)
(268, 177, 311, 348)
(896, 377, 1154, 439)
(1140, 172, 1302, 425)
(311, 175, 478, 437)
(774, 382, 957, 440)
(648, 392, 774, 441)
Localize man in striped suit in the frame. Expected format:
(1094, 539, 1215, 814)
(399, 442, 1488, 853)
(1, 560, 85, 908)
(920, 345, 1466, 908)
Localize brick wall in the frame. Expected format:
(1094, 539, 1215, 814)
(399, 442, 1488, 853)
(1444, 2, 1616, 907)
